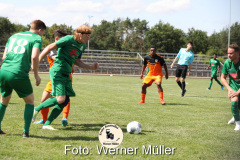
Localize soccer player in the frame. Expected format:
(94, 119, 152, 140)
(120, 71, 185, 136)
(221, 44, 240, 131)
(32, 25, 99, 130)
(170, 41, 194, 97)
(0, 20, 46, 137)
(139, 46, 168, 105)
(206, 53, 224, 90)
(33, 29, 72, 127)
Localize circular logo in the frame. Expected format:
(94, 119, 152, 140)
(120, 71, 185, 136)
(98, 124, 123, 148)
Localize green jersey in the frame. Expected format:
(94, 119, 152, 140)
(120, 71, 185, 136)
(53, 35, 86, 74)
(222, 59, 240, 91)
(209, 58, 220, 72)
(1, 31, 42, 78)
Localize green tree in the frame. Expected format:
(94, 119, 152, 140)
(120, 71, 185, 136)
(0, 17, 15, 45)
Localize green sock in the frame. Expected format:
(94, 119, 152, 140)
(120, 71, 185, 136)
(0, 103, 7, 130)
(23, 104, 34, 134)
(231, 101, 240, 121)
(35, 97, 58, 112)
(208, 80, 213, 89)
(216, 79, 223, 86)
(44, 104, 64, 126)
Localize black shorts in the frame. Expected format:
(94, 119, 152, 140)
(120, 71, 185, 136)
(176, 65, 188, 78)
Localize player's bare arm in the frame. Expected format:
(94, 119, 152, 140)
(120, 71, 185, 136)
(164, 64, 168, 80)
(39, 43, 58, 62)
(206, 64, 211, 70)
(74, 59, 99, 70)
(221, 73, 237, 98)
(32, 47, 41, 86)
(140, 64, 147, 79)
(187, 64, 192, 76)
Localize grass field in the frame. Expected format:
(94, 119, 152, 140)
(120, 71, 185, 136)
(0, 74, 240, 160)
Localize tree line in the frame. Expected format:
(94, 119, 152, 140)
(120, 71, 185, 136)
(0, 17, 239, 55)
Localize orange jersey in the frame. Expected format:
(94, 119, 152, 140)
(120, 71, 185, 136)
(144, 54, 165, 76)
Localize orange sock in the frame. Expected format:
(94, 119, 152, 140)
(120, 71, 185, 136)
(141, 93, 146, 102)
(62, 101, 70, 119)
(159, 92, 163, 100)
(41, 108, 49, 123)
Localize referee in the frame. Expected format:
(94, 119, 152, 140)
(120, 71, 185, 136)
(170, 41, 194, 97)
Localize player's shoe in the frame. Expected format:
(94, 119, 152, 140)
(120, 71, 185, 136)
(0, 130, 6, 136)
(160, 99, 166, 105)
(22, 132, 29, 138)
(33, 119, 44, 124)
(206, 88, 210, 90)
(228, 117, 235, 124)
(138, 100, 145, 104)
(32, 110, 39, 122)
(221, 85, 224, 90)
(61, 118, 68, 127)
(181, 89, 186, 97)
(234, 124, 240, 131)
(42, 125, 58, 130)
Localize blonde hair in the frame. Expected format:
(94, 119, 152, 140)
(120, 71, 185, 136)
(74, 25, 92, 43)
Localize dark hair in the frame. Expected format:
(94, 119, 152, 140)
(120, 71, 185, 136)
(229, 44, 239, 52)
(30, 20, 46, 30)
(213, 53, 217, 56)
(187, 41, 193, 47)
(54, 29, 69, 38)
(150, 46, 157, 50)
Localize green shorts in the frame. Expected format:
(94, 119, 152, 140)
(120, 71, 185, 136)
(211, 70, 218, 78)
(50, 69, 75, 97)
(0, 70, 33, 98)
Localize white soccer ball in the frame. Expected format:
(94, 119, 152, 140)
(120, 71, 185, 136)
(127, 121, 142, 134)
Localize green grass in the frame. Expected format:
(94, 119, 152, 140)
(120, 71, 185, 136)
(0, 74, 240, 160)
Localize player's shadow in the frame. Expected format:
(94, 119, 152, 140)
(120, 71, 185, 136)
(165, 103, 189, 106)
(29, 135, 99, 141)
(187, 95, 226, 98)
(59, 123, 106, 131)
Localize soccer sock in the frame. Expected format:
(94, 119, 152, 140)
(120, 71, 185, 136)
(62, 102, 70, 119)
(177, 81, 182, 89)
(0, 103, 7, 130)
(41, 108, 49, 123)
(140, 93, 146, 102)
(231, 101, 240, 121)
(216, 79, 223, 86)
(35, 97, 58, 112)
(158, 92, 163, 100)
(182, 82, 186, 91)
(44, 103, 65, 126)
(208, 80, 213, 89)
(23, 104, 34, 134)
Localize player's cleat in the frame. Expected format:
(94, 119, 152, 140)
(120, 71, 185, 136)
(228, 117, 235, 124)
(32, 110, 39, 122)
(138, 101, 145, 104)
(0, 130, 6, 136)
(42, 125, 58, 130)
(61, 118, 68, 127)
(22, 132, 29, 138)
(33, 119, 44, 124)
(160, 100, 166, 105)
(234, 124, 240, 131)
(221, 85, 224, 90)
(181, 89, 186, 97)
(206, 88, 210, 90)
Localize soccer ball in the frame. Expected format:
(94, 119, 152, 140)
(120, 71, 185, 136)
(127, 121, 142, 134)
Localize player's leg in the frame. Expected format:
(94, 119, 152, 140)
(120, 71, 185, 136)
(139, 83, 151, 103)
(37, 91, 52, 124)
(62, 101, 70, 127)
(230, 96, 240, 131)
(214, 77, 224, 90)
(181, 66, 188, 97)
(156, 80, 165, 105)
(175, 65, 182, 89)
(207, 77, 213, 90)
(0, 94, 11, 135)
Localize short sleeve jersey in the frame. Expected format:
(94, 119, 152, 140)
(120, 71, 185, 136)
(144, 54, 165, 76)
(1, 31, 42, 78)
(177, 48, 194, 66)
(209, 58, 220, 73)
(52, 35, 85, 74)
(222, 59, 240, 91)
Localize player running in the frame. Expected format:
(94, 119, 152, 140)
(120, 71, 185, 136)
(0, 20, 46, 137)
(221, 44, 240, 131)
(206, 53, 224, 90)
(32, 25, 99, 130)
(139, 46, 168, 105)
(171, 41, 194, 97)
(33, 29, 72, 127)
